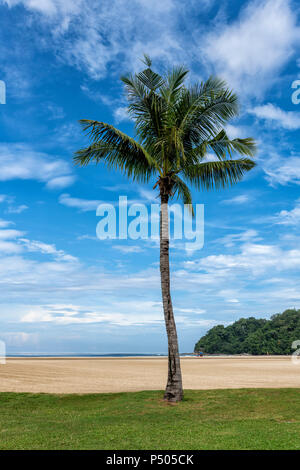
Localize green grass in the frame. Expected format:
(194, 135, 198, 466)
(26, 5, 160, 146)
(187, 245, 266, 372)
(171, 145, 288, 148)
(0, 389, 299, 450)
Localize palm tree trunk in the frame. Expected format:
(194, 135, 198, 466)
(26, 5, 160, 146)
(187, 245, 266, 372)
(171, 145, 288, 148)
(160, 193, 183, 402)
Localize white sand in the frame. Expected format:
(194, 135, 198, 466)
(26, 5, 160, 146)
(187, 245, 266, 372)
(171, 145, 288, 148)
(0, 356, 299, 394)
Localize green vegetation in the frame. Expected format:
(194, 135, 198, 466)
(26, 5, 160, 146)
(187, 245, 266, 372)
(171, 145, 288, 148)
(195, 309, 300, 355)
(0, 389, 299, 449)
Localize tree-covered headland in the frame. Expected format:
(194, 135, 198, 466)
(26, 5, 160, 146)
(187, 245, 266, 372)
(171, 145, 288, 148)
(194, 309, 300, 355)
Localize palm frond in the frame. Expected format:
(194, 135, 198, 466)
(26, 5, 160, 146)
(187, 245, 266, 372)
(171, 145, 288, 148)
(183, 158, 256, 190)
(136, 68, 165, 91)
(75, 59, 257, 197)
(176, 79, 239, 146)
(74, 120, 158, 182)
(160, 65, 189, 104)
(191, 130, 257, 161)
(141, 54, 152, 68)
(172, 175, 194, 215)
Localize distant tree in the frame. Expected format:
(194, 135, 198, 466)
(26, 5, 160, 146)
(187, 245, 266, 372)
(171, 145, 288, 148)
(74, 56, 256, 401)
(195, 309, 300, 355)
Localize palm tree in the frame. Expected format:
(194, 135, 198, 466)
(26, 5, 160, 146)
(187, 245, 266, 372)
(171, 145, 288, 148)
(74, 56, 256, 402)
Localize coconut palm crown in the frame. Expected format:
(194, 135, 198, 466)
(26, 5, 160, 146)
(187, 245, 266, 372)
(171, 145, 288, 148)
(74, 56, 256, 401)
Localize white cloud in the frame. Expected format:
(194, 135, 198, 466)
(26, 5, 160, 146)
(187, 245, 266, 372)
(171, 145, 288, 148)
(4, 0, 84, 20)
(4, 0, 183, 80)
(217, 229, 260, 248)
(202, 0, 300, 96)
(0, 219, 13, 228)
(0, 219, 78, 262)
(46, 175, 76, 189)
(20, 238, 78, 262)
(59, 193, 101, 211)
(0, 240, 23, 254)
(263, 154, 300, 186)
(0, 194, 28, 214)
(250, 103, 300, 130)
(201, 153, 219, 163)
(20, 301, 216, 327)
(6, 204, 28, 214)
(0, 229, 24, 239)
(0, 227, 24, 253)
(0, 331, 38, 346)
(273, 199, 300, 225)
(196, 243, 300, 276)
(175, 308, 206, 315)
(21, 302, 164, 326)
(113, 245, 144, 254)
(222, 195, 250, 205)
(0, 143, 74, 188)
(113, 106, 130, 123)
(46, 103, 65, 120)
(4, 0, 300, 104)
(77, 234, 98, 241)
(225, 124, 248, 139)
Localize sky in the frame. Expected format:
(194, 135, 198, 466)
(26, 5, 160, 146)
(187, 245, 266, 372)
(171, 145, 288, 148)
(0, 0, 300, 354)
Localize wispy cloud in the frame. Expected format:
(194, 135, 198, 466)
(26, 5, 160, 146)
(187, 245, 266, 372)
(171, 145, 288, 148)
(263, 153, 300, 186)
(20, 238, 78, 262)
(222, 195, 250, 205)
(113, 245, 144, 254)
(6, 204, 28, 214)
(216, 229, 261, 248)
(59, 193, 101, 211)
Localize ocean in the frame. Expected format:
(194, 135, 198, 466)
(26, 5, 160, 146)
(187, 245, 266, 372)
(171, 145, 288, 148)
(6, 353, 170, 357)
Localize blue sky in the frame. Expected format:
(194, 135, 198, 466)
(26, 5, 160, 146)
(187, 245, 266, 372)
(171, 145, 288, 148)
(1, 0, 300, 354)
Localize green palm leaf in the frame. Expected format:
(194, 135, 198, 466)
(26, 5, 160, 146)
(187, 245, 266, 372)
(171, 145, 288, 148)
(74, 119, 159, 182)
(183, 158, 256, 190)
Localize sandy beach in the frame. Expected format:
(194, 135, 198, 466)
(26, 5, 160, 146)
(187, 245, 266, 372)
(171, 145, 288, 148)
(0, 356, 299, 394)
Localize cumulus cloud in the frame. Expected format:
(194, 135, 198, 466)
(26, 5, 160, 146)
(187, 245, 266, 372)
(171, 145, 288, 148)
(0, 229, 24, 239)
(0, 143, 74, 188)
(250, 103, 300, 130)
(194, 243, 300, 276)
(273, 199, 300, 225)
(202, 0, 300, 96)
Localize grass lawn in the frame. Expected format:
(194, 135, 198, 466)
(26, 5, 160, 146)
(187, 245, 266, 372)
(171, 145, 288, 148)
(0, 388, 299, 450)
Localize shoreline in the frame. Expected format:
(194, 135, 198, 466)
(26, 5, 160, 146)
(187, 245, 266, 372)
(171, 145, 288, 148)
(4, 354, 294, 359)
